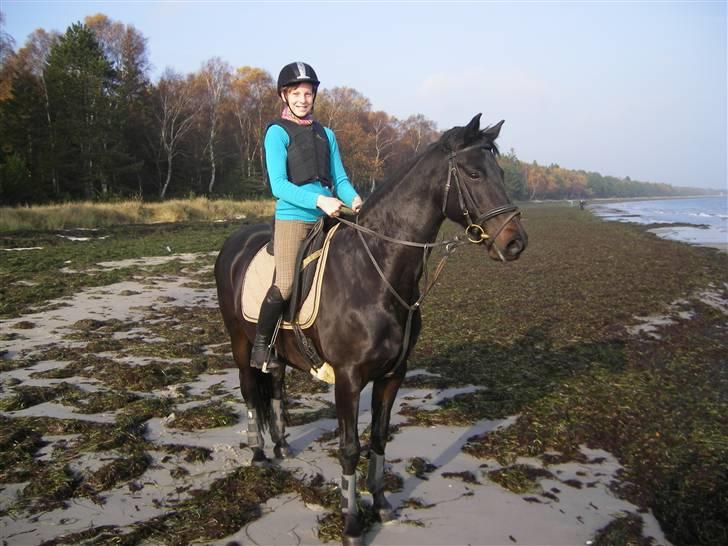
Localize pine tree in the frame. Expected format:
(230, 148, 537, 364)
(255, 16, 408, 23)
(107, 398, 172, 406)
(44, 22, 134, 200)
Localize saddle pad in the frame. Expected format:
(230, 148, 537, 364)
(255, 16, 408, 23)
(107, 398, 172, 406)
(242, 223, 340, 329)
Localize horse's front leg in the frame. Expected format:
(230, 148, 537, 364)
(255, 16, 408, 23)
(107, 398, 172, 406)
(335, 371, 363, 546)
(368, 367, 405, 522)
(269, 365, 292, 458)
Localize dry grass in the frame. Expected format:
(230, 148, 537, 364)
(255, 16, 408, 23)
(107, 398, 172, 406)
(0, 197, 274, 231)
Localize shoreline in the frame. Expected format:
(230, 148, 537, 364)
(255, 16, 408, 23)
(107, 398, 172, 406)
(584, 195, 727, 254)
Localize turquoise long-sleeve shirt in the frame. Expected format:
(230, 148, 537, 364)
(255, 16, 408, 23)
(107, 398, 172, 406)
(264, 123, 359, 221)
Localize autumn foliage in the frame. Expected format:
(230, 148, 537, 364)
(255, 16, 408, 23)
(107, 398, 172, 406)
(0, 14, 706, 206)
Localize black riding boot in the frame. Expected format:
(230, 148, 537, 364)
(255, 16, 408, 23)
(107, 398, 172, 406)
(251, 286, 286, 371)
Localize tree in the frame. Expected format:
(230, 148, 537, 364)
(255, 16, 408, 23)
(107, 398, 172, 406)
(366, 111, 397, 193)
(154, 69, 200, 198)
(45, 22, 124, 199)
(0, 28, 60, 203)
(317, 86, 371, 133)
(198, 57, 231, 194)
(0, 11, 17, 99)
(500, 148, 527, 200)
(398, 114, 438, 157)
(85, 14, 152, 196)
(229, 66, 277, 189)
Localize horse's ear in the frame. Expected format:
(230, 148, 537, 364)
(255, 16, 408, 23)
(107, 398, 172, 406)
(464, 113, 482, 144)
(482, 120, 505, 141)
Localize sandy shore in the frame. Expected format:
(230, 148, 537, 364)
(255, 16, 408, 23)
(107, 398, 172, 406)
(0, 252, 679, 546)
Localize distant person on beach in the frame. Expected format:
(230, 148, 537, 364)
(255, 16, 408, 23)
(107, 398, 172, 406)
(251, 61, 363, 371)
(580, 200, 587, 210)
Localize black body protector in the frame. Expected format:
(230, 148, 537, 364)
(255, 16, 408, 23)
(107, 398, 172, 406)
(267, 118, 332, 189)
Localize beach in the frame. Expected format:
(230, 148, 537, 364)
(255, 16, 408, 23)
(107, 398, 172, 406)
(1, 204, 727, 545)
(589, 195, 728, 252)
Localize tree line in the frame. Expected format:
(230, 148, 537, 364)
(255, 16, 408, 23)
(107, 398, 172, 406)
(0, 13, 709, 206)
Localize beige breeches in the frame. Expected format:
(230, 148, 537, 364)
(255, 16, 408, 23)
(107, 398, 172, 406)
(273, 219, 315, 300)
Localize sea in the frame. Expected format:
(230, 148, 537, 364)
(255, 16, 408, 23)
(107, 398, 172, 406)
(590, 195, 728, 249)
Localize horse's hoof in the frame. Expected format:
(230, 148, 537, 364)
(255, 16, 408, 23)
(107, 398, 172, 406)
(377, 507, 395, 523)
(250, 448, 269, 467)
(342, 535, 364, 546)
(251, 458, 270, 468)
(274, 444, 293, 459)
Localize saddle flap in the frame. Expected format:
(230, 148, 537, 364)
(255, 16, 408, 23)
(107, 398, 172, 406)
(285, 217, 327, 323)
(242, 222, 340, 329)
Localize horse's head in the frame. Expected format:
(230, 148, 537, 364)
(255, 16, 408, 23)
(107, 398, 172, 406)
(439, 114, 527, 262)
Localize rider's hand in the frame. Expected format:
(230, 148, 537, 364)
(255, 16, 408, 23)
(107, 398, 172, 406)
(317, 195, 344, 217)
(351, 195, 363, 213)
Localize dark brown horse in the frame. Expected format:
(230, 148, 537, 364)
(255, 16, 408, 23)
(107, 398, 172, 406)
(214, 114, 527, 545)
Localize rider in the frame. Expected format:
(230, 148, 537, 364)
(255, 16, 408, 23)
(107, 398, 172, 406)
(251, 61, 363, 371)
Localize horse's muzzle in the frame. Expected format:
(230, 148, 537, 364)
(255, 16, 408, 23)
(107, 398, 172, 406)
(489, 219, 528, 262)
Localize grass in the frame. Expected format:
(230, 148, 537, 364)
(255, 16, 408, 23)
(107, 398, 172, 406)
(0, 196, 274, 231)
(1, 201, 726, 544)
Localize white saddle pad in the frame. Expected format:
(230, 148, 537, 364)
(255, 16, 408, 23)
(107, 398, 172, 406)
(241, 223, 340, 330)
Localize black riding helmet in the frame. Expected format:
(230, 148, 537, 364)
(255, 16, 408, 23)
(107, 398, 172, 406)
(277, 62, 320, 95)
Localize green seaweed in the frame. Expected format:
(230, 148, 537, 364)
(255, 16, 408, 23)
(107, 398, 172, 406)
(168, 401, 239, 431)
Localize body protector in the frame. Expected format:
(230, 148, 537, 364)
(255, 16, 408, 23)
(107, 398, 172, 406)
(268, 118, 332, 189)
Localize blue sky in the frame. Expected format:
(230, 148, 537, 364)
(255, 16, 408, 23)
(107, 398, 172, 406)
(2, 0, 726, 190)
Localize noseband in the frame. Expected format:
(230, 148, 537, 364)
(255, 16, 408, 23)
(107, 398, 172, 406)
(442, 143, 522, 256)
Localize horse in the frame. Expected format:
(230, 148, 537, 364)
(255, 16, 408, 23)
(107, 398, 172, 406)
(214, 113, 527, 545)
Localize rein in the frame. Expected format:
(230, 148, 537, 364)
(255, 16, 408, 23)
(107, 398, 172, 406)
(335, 143, 522, 378)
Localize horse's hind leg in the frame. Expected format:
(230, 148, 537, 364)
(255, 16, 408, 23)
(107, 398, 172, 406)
(269, 365, 292, 458)
(230, 327, 268, 465)
(368, 369, 405, 522)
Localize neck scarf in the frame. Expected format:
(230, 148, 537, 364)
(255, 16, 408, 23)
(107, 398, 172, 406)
(281, 106, 314, 126)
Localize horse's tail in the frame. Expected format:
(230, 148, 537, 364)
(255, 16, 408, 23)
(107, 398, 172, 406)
(247, 367, 274, 433)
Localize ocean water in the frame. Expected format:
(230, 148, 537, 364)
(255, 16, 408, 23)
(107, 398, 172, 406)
(591, 196, 728, 248)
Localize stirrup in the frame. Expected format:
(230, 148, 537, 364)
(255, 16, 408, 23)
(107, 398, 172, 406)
(251, 350, 281, 372)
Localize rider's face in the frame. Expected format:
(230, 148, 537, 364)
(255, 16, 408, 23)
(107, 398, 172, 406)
(283, 83, 314, 118)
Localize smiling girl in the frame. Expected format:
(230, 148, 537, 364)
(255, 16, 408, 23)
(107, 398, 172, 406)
(251, 62, 362, 371)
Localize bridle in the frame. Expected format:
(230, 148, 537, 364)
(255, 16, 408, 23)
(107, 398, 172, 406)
(442, 143, 522, 260)
(334, 142, 524, 377)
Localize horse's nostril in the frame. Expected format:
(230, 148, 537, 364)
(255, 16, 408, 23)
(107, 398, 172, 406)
(507, 239, 524, 256)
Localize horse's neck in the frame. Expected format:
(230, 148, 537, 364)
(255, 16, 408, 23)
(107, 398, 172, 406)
(352, 152, 446, 295)
(359, 155, 445, 244)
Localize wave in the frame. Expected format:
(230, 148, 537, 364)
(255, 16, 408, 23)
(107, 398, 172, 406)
(592, 196, 728, 247)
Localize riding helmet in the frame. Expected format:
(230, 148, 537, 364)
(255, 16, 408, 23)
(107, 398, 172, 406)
(277, 62, 320, 95)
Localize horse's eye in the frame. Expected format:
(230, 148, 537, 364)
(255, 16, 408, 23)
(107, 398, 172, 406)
(469, 172, 481, 179)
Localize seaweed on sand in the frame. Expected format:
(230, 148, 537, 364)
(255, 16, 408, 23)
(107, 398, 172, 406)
(166, 401, 238, 431)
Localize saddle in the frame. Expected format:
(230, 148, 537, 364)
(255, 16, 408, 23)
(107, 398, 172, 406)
(242, 217, 340, 329)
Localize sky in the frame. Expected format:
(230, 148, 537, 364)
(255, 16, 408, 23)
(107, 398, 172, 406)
(2, 0, 726, 190)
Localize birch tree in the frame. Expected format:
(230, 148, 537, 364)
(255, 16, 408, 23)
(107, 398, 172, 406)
(199, 57, 231, 194)
(155, 69, 199, 198)
(13, 29, 59, 195)
(367, 111, 396, 192)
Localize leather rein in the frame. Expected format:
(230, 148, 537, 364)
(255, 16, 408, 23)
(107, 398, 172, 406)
(335, 143, 522, 377)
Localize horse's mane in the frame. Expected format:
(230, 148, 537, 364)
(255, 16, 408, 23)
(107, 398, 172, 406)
(360, 122, 500, 214)
(361, 139, 440, 212)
